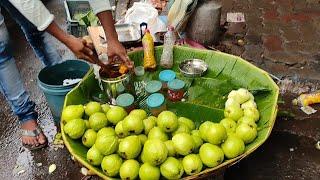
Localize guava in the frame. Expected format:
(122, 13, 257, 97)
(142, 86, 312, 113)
(143, 116, 157, 135)
(97, 127, 116, 137)
(106, 106, 127, 125)
(235, 123, 257, 144)
(82, 129, 97, 148)
(138, 134, 148, 145)
(191, 130, 201, 137)
(85, 101, 102, 116)
(130, 109, 147, 120)
(205, 123, 227, 145)
(178, 117, 195, 130)
(224, 104, 244, 121)
(172, 133, 195, 156)
(165, 140, 177, 157)
(172, 123, 191, 136)
(243, 107, 260, 122)
(118, 135, 141, 159)
(84, 120, 90, 129)
(122, 115, 144, 135)
(199, 121, 214, 142)
(182, 154, 203, 175)
(157, 111, 178, 132)
(199, 143, 224, 168)
(95, 135, 118, 155)
(115, 121, 128, 138)
(139, 163, 160, 180)
(141, 139, 168, 166)
(101, 103, 111, 113)
(87, 145, 103, 166)
(192, 134, 203, 153)
(220, 118, 237, 133)
(160, 157, 184, 180)
(225, 98, 240, 109)
(89, 112, 108, 132)
(61, 105, 84, 123)
(119, 160, 140, 180)
(241, 100, 257, 109)
(228, 88, 250, 104)
(148, 127, 168, 141)
(237, 116, 257, 128)
(64, 118, 86, 139)
(101, 154, 123, 177)
(221, 136, 245, 159)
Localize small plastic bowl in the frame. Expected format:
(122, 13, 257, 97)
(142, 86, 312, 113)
(134, 66, 145, 76)
(179, 59, 208, 77)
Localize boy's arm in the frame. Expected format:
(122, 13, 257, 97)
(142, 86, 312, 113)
(8, 0, 93, 60)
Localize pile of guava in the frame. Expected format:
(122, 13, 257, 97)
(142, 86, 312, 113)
(62, 88, 260, 179)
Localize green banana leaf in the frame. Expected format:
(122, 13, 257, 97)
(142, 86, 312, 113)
(61, 46, 279, 179)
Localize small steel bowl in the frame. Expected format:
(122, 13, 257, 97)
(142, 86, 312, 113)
(179, 59, 208, 77)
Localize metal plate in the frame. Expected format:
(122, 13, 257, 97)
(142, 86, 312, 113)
(179, 59, 208, 77)
(115, 23, 141, 43)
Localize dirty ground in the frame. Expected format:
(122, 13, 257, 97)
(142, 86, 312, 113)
(0, 0, 319, 179)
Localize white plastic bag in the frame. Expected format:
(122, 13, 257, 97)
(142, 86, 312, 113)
(119, 2, 166, 38)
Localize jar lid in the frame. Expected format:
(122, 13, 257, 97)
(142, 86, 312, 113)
(147, 93, 165, 108)
(145, 80, 162, 93)
(159, 70, 176, 82)
(116, 84, 125, 93)
(116, 93, 134, 107)
(168, 79, 185, 90)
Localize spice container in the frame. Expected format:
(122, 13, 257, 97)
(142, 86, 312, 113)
(167, 79, 186, 102)
(147, 93, 167, 116)
(116, 93, 135, 113)
(159, 70, 176, 89)
(145, 80, 162, 94)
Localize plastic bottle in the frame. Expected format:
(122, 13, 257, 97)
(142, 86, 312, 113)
(142, 29, 156, 70)
(160, 26, 175, 69)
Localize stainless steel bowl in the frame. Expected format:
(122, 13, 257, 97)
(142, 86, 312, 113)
(179, 59, 208, 77)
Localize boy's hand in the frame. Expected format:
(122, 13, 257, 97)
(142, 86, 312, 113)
(107, 40, 134, 68)
(66, 35, 95, 62)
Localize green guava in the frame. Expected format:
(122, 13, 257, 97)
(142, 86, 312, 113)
(118, 135, 141, 159)
(122, 115, 144, 135)
(178, 117, 195, 130)
(61, 104, 84, 123)
(130, 109, 147, 120)
(172, 123, 191, 136)
(138, 134, 148, 145)
(224, 104, 244, 121)
(182, 154, 203, 175)
(119, 159, 140, 180)
(147, 127, 168, 141)
(64, 118, 86, 139)
(199, 121, 214, 142)
(157, 111, 178, 132)
(95, 135, 118, 156)
(221, 135, 245, 159)
(101, 154, 123, 177)
(106, 106, 127, 125)
(85, 101, 102, 116)
(160, 157, 184, 180)
(199, 143, 224, 168)
(165, 140, 177, 157)
(82, 129, 97, 148)
(220, 118, 237, 133)
(101, 103, 111, 113)
(115, 120, 128, 138)
(192, 134, 203, 153)
(97, 127, 116, 137)
(172, 133, 195, 156)
(143, 116, 157, 135)
(87, 145, 104, 166)
(141, 139, 168, 166)
(139, 163, 160, 180)
(89, 112, 108, 131)
(205, 123, 227, 145)
(235, 123, 257, 144)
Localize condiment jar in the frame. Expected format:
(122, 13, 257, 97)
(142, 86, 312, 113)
(145, 80, 162, 94)
(116, 93, 135, 113)
(167, 79, 185, 102)
(159, 70, 176, 89)
(147, 93, 167, 116)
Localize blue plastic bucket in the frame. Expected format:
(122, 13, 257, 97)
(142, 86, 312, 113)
(38, 60, 90, 123)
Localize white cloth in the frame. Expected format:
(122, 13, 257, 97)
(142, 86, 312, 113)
(8, 0, 111, 31)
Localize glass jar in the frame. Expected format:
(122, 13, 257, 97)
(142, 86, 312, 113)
(147, 93, 167, 116)
(167, 79, 186, 102)
(159, 70, 176, 89)
(145, 80, 162, 94)
(116, 93, 135, 113)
